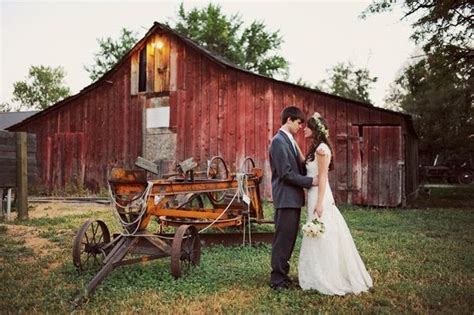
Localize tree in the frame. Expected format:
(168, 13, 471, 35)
(85, 28, 139, 82)
(361, 1, 472, 54)
(363, 1, 473, 158)
(12, 65, 71, 110)
(173, 3, 288, 78)
(319, 62, 377, 103)
(386, 50, 473, 156)
(0, 102, 13, 112)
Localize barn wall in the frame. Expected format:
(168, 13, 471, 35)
(12, 57, 143, 192)
(169, 38, 417, 204)
(9, 27, 417, 206)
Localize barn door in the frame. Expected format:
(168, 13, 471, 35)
(349, 126, 404, 207)
(49, 133, 85, 191)
(348, 126, 362, 204)
(363, 126, 403, 206)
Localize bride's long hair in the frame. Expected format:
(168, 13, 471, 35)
(305, 115, 334, 171)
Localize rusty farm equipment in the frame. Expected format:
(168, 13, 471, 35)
(72, 156, 270, 301)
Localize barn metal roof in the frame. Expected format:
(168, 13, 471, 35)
(0, 111, 38, 130)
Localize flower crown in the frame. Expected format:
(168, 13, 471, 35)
(312, 112, 329, 137)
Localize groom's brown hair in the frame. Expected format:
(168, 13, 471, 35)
(281, 106, 305, 125)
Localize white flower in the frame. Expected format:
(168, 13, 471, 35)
(302, 218, 325, 238)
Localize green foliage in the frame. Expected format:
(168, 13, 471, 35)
(173, 3, 288, 78)
(386, 48, 473, 156)
(11, 65, 71, 110)
(0, 102, 13, 112)
(293, 78, 321, 90)
(319, 62, 378, 103)
(1, 187, 473, 313)
(85, 28, 139, 82)
(365, 1, 473, 157)
(362, 1, 472, 55)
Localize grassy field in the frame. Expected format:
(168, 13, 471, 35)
(0, 185, 473, 314)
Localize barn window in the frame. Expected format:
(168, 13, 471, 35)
(138, 46, 147, 92)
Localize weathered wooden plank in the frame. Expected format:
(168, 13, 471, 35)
(227, 71, 238, 170)
(130, 50, 139, 95)
(254, 78, 265, 170)
(176, 39, 186, 91)
(216, 69, 227, 160)
(262, 80, 274, 198)
(183, 47, 193, 160)
(169, 37, 178, 92)
(325, 99, 337, 189)
(390, 127, 403, 206)
(350, 126, 362, 204)
(236, 72, 247, 166)
(244, 75, 255, 163)
(335, 101, 348, 203)
(272, 82, 283, 141)
(208, 64, 219, 158)
(176, 90, 186, 160)
(154, 34, 170, 92)
(146, 39, 155, 92)
(16, 132, 28, 219)
(194, 54, 205, 163)
(358, 106, 370, 125)
(378, 127, 391, 206)
(368, 126, 380, 206)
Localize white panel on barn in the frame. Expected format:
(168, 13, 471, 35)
(146, 107, 169, 128)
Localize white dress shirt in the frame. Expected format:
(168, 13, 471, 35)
(280, 128, 297, 156)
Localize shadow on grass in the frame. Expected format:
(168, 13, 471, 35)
(409, 184, 474, 209)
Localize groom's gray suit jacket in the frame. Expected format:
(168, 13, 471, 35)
(269, 130, 313, 208)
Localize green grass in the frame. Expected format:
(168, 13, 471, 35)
(0, 185, 473, 314)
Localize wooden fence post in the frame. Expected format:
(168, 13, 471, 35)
(16, 132, 28, 220)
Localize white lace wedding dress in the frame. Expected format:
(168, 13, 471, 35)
(298, 143, 373, 295)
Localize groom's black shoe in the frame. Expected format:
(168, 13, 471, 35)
(270, 282, 289, 291)
(284, 278, 298, 289)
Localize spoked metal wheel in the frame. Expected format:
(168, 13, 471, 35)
(72, 219, 111, 273)
(239, 157, 256, 174)
(206, 156, 229, 203)
(170, 225, 201, 278)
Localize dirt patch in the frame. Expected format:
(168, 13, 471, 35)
(6, 201, 110, 220)
(6, 224, 57, 255)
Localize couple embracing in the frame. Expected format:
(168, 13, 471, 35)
(269, 106, 373, 295)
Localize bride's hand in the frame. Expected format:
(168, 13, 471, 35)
(314, 205, 323, 218)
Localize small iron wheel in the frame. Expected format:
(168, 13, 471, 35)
(72, 219, 110, 273)
(239, 156, 256, 174)
(206, 156, 229, 203)
(170, 225, 201, 278)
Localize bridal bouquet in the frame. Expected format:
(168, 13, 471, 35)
(302, 218, 325, 238)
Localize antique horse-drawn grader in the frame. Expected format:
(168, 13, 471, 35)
(72, 156, 268, 300)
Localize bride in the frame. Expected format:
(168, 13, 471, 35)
(295, 112, 373, 295)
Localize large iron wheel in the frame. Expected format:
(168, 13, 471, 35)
(177, 193, 205, 209)
(170, 225, 201, 278)
(206, 156, 229, 203)
(72, 220, 110, 273)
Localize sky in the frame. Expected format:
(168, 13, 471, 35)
(0, 0, 417, 109)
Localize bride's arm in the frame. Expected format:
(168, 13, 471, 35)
(314, 149, 331, 218)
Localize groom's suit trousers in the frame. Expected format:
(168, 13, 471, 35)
(270, 207, 301, 286)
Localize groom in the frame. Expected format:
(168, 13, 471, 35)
(269, 106, 318, 290)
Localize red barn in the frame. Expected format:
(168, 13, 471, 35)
(8, 22, 418, 206)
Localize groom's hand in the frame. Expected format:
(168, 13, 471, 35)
(312, 175, 319, 186)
